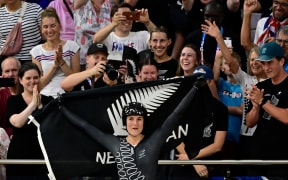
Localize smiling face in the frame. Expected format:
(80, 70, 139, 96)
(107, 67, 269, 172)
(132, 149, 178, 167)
(272, 0, 288, 21)
(138, 64, 158, 81)
(180, 47, 199, 75)
(19, 69, 40, 93)
(249, 51, 265, 76)
(41, 17, 61, 41)
(126, 115, 144, 137)
(149, 31, 171, 59)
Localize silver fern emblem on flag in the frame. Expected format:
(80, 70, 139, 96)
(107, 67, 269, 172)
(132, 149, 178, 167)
(107, 83, 180, 136)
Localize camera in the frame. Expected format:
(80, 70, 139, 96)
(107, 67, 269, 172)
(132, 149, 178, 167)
(105, 64, 118, 81)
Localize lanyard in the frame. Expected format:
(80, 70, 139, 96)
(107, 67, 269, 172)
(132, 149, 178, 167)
(200, 26, 223, 65)
(87, 77, 93, 88)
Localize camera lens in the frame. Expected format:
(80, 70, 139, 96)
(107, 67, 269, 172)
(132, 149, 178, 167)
(105, 64, 118, 81)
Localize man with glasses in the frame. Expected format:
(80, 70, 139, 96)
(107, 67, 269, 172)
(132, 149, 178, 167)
(275, 25, 288, 72)
(254, 0, 288, 46)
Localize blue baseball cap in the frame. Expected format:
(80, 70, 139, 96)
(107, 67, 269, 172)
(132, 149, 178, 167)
(193, 65, 214, 80)
(256, 42, 284, 61)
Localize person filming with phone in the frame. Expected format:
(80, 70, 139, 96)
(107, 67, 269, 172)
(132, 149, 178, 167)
(61, 43, 126, 91)
(0, 57, 21, 138)
(93, 3, 156, 61)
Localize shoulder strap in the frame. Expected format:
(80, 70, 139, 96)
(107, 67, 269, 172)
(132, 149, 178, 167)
(63, 0, 74, 20)
(18, 1, 27, 23)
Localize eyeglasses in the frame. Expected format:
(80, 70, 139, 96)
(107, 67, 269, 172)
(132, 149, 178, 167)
(276, 38, 288, 46)
(273, 0, 288, 8)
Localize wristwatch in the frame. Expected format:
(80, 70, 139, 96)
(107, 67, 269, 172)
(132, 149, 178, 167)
(260, 98, 268, 108)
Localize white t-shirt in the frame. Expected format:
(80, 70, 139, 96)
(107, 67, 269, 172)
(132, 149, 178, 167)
(233, 67, 266, 136)
(30, 40, 80, 98)
(103, 31, 150, 61)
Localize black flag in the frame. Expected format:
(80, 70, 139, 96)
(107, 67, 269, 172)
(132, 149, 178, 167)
(32, 74, 211, 179)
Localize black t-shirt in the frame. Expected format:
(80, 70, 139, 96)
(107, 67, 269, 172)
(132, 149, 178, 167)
(6, 94, 53, 176)
(72, 77, 124, 92)
(200, 97, 228, 160)
(247, 77, 288, 160)
(158, 58, 178, 80)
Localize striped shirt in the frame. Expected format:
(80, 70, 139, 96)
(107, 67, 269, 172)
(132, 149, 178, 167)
(0, 2, 43, 61)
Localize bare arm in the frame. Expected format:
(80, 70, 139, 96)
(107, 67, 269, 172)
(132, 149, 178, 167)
(93, 11, 125, 43)
(193, 131, 227, 159)
(213, 50, 222, 83)
(241, 0, 258, 52)
(137, 8, 156, 32)
(261, 102, 288, 125)
(61, 50, 80, 76)
(61, 62, 106, 91)
(32, 57, 58, 91)
(74, 0, 87, 9)
(228, 103, 243, 116)
(203, 20, 239, 74)
(245, 84, 262, 127)
(175, 142, 189, 160)
(171, 31, 184, 60)
(9, 86, 40, 128)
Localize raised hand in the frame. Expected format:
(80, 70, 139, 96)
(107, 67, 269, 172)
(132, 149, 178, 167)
(201, 20, 221, 38)
(32, 85, 42, 110)
(55, 44, 65, 67)
(136, 8, 150, 24)
(243, 0, 259, 14)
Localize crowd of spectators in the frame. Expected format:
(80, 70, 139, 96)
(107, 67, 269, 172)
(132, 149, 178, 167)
(1, 0, 288, 179)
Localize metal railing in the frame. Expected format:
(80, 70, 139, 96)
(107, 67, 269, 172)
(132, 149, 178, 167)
(1, 159, 288, 165)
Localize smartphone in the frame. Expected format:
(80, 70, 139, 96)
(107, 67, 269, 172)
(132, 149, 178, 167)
(224, 37, 232, 48)
(0, 78, 15, 87)
(122, 11, 140, 21)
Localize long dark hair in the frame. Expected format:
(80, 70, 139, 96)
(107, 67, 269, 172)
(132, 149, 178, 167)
(176, 44, 201, 76)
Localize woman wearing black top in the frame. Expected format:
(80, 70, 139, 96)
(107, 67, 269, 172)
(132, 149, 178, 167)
(6, 63, 53, 179)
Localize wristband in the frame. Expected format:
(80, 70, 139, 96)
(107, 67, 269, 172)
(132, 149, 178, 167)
(260, 98, 268, 107)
